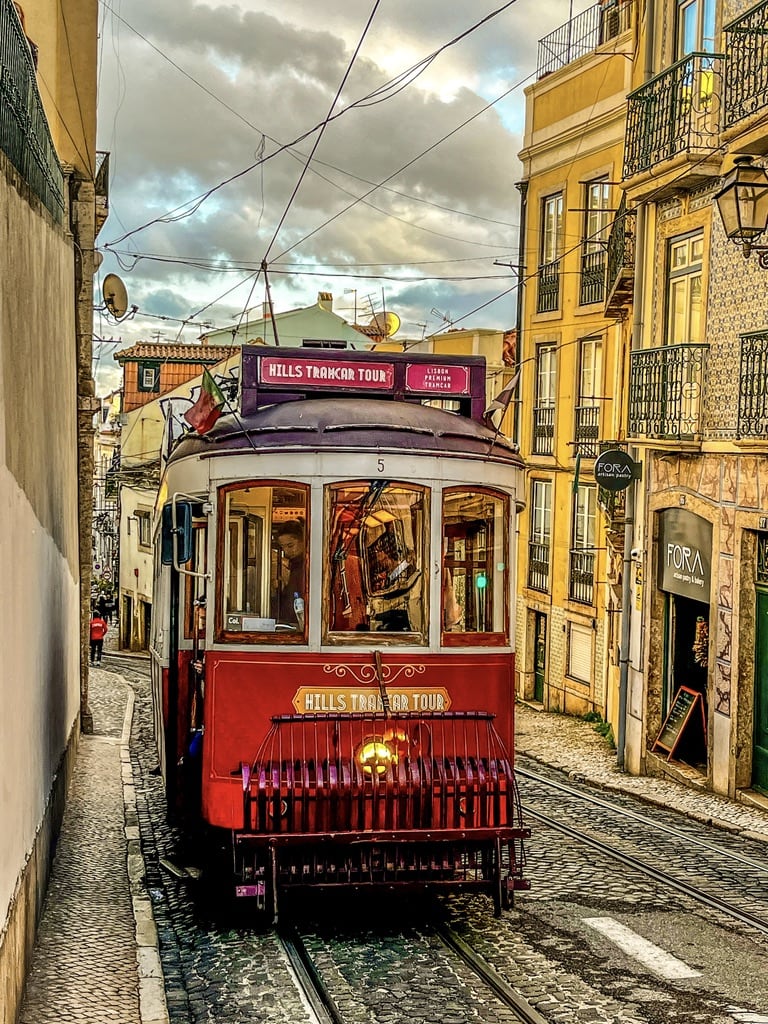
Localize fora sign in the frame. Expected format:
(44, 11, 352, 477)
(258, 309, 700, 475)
(594, 449, 639, 492)
(658, 509, 712, 600)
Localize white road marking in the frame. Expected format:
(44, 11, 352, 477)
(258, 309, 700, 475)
(727, 1010, 768, 1023)
(583, 917, 701, 980)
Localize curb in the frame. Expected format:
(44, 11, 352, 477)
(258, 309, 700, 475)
(121, 686, 170, 1024)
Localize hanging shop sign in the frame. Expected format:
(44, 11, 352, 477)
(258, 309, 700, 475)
(658, 508, 712, 600)
(593, 449, 640, 492)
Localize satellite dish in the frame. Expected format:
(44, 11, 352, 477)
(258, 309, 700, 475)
(369, 311, 401, 336)
(102, 274, 129, 319)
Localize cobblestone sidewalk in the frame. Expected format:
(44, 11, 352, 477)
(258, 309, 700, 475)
(515, 702, 768, 842)
(17, 659, 164, 1024)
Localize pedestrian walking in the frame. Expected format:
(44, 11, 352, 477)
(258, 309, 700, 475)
(89, 611, 108, 665)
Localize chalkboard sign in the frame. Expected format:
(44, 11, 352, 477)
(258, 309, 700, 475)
(652, 686, 706, 760)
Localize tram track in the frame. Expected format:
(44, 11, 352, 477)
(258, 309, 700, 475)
(517, 763, 768, 937)
(278, 918, 553, 1024)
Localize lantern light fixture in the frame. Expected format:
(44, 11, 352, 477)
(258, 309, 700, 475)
(714, 155, 768, 268)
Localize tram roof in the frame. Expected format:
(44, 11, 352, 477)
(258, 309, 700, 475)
(172, 397, 523, 467)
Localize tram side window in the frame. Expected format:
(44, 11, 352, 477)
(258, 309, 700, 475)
(184, 523, 207, 642)
(325, 481, 428, 641)
(442, 489, 509, 641)
(219, 483, 308, 638)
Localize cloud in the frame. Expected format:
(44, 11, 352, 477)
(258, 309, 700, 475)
(94, 0, 583, 391)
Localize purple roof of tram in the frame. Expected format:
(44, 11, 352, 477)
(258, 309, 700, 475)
(173, 396, 522, 467)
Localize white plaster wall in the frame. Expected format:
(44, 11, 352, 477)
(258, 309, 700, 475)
(0, 166, 81, 931)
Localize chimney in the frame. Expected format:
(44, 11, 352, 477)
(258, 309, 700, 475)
(318, 291, 333, 311)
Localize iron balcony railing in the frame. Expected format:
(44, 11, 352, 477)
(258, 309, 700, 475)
(628, 344, 709, 440)
(623, 52, 724, 179)
(738, 330, 768, 438)
(537, 260, 560, 313)
(532, 405, 555, 455)
(537, 1, 632, 78)
(569, 549, 595, 605)
(724, 0, 768, 129)
(579, 249, 606, 305)
(604, 194, 635, 317)
(0, 0, 65, 222)
(574, 405, 600, 458)
(528, 541, 550, 592)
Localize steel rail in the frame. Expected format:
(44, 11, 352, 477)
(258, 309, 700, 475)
(434, 923, 550, 1024)
(525, 806, 768, 937)
(517, 762, 768, 873)
(278, 927, 346, 1024)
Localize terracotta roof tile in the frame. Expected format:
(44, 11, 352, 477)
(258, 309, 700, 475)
(114, 342, 236, 363)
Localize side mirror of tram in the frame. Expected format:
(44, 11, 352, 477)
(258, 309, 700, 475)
(161, 502, 194, 566)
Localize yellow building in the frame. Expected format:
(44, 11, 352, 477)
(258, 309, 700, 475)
(515, 2, 635, 738)
(620, 0, 768, 801)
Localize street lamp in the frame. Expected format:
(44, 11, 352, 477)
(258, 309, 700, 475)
(714, 155, 768, 268)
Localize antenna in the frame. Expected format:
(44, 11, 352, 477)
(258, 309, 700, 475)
(102, 274, 129, 319)
(431, 307, 452, 325)
(369, 311, 401, 336)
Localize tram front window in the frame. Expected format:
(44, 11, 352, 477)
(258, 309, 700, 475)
(442, 489, 509, 642)
(325, 481, 428, 641)
(219, 483, 308, 638)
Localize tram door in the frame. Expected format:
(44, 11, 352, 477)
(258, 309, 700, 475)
(754, 590, 768, 792)
(534, 612, 546, 703)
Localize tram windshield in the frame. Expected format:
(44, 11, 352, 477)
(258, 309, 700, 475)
(326, 481, 428, 641)
(442, 489, 509, 641)
(219, 483, 309, 637)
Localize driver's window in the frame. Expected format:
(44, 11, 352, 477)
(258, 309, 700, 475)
(325, 481, 428, 642)
(218, 482, 307, 640)
(442, 488, 509, 644)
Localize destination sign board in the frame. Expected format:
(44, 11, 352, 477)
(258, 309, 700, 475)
(405, 363, 470, 394)
(260, 355, 395, 389)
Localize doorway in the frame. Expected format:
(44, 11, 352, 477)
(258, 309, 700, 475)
(754, 590, 768, 792)
(534, 611, 547, 703)
(664, 593, 709, 765)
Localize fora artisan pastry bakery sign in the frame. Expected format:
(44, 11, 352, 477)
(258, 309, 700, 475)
(659, 509, 712, 600)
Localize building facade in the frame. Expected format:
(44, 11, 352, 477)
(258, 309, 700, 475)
(515, 1, 635, 738)
(0, 0, 104, 1016)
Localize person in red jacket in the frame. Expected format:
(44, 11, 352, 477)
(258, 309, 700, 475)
(89, 611, 108, 665)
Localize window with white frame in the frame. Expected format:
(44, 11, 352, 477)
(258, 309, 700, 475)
(570, 484, 596, 604)
(667, 232, 703, 346)
(528, 479, 552, 591)
(533, 344, 557, 455)
(567, 621, 593, 683)
(676, 0, 716, 58)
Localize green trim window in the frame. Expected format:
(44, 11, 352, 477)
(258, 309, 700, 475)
(137, 361, 160, 392)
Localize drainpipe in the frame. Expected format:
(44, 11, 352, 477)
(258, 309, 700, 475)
(618, 0, 654, 768)
(514, 180, 529, 448)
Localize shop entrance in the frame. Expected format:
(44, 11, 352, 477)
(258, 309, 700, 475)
(754, 589, 768, 792)
(664, 593, 709, 766)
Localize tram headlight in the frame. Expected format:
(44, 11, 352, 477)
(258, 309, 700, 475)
(356, 736, 397, 775)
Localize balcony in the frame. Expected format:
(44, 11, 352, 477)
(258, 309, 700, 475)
(623, 53, 724, 181)
(0, 0, 65, 222)
(528, 541, 550, 592)
(738, 330, 768, 438)
(724, 0, 768, 131)
(537, 1, 632, 79)
(532, 405, 555, 456)
(537, 260, 560, 313)
(628, 344, 709, 441)
(579, 250, 606, 305)
(574, 405, 600, 458)
(604, 194, 635, 317)
(569, 549, 595, 605)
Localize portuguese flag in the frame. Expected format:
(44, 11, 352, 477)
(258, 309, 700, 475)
(184, 368, 225, 435)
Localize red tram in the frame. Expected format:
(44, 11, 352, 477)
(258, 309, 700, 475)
(151, 346, 529, 918)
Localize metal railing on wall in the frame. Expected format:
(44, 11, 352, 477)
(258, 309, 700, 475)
(537, 1, 632, 79)
(0, 0, 65, 222)
(628, 343, 709, 440)
(738, 330, 768, 438)
(623, 53, 723, 178)
(724, 0, 768, 129)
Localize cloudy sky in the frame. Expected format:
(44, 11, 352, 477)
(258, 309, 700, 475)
(93, 0, 587, 392)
